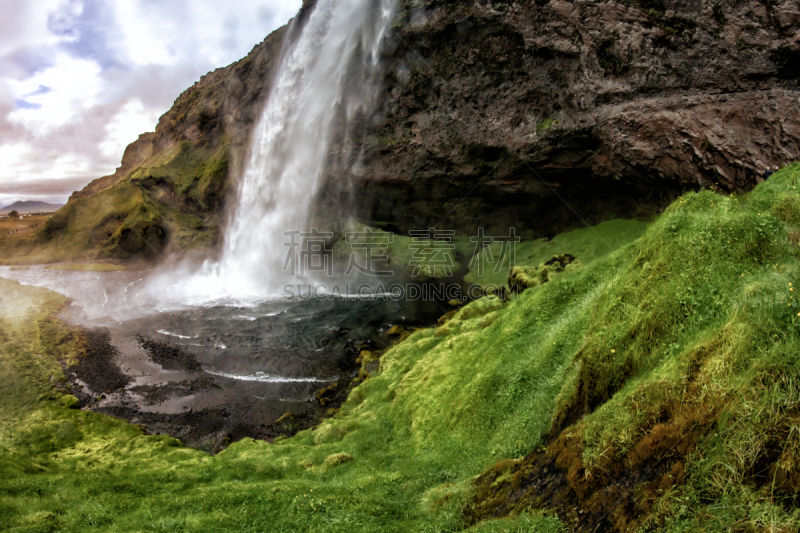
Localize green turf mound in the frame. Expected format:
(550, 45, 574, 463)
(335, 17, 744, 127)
(2, 163, 800, 531)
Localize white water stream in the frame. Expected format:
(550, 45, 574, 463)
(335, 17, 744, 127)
(157, 0, 397, 304)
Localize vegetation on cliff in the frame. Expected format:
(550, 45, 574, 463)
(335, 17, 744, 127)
(0, 142, 229, 265)
(2, 164, 800, 531)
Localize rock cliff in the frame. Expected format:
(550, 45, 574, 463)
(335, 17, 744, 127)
(333, 0, 800, 233)
(56, 0, 800, 257)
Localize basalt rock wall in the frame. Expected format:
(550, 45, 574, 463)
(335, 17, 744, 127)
(319, 0, 800, 234)
(65, 0, 800, 249)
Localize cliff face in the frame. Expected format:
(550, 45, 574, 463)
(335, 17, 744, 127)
(326, 0, 800, 233)
(69, 22, 290, 204)
(31, 22, 293, 261)
(56, 0, 800, 259)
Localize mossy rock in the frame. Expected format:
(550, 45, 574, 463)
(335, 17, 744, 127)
(315, 382, 339, 407)
(386, 325, 414, 344)
(508, 265, 540, 289)
(59, 395, 80, 409)
(112, 218, 167, 256)
(438, 309, 459, 326)
(364, 360, 380, 377)
(323, 453, 354, 469)
(275, 412, 297, 432)
(509, 255, 581, 294)
(386, 325, 405, 336)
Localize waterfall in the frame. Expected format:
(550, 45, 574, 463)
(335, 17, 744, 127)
(169, 0, 397, 303)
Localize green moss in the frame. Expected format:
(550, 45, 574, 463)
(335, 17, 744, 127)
(130, 140, 230, 209)
(465, 218, 648, 288)
(322, 452, 354, 469)
(58, 395, 80, 409)
(196, 146, 230, 209)
(4, 164, 800, 530)
(535, 116, 557, 133)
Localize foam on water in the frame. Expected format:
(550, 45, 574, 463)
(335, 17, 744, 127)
(205, 370, 335, 383)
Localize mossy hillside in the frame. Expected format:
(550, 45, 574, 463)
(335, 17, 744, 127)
(579, 168, 800, 528)
(127, 140, 230, 211)
(0, 181, 164, 264)
(3, 165, 800, 531)
(464, 218, 649, 289)
(329, 219, 646, 286)
(0, 279, 210, 530)
(0, 228, 617, 529)
(0, 278, 576, 531)
(470, 163, 800, 530)
(0, 142, 229, 265)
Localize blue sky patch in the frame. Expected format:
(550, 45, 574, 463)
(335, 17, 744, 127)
(15, 99, 42, 110)
(27, 85, 52, 97)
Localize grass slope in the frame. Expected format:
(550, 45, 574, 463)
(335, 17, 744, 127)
(1, 164, 800, 532)
(463, 218, 649, 289)
(0, 142, 228, 265)
(331, 218, 646, 285)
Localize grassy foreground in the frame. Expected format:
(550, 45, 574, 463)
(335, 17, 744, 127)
(2, 165, 800, 531)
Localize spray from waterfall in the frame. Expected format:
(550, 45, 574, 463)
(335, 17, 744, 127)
(154, 0, 397, 304)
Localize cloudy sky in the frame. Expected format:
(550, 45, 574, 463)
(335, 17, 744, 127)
(0, 0, 301, 208)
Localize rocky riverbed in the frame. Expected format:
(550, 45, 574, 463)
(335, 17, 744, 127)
(0, 266, 448, 452)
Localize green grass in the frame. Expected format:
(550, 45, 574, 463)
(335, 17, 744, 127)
(535, 116, 558, 133)
(0, 141, 228, 265)
(464, 218, 649, 288)
(2, 164, 800, 531)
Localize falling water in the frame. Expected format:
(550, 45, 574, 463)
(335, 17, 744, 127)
(167, 0, 397, 302)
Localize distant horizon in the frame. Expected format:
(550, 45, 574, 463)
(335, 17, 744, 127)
(0, 199, 64, 213)
(0, 195, 69, 206)
(1, 199, 64, 207)
(0, 184, 78, 207)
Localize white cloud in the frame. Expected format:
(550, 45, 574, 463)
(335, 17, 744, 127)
(99, 97, 160, 159)
(0, 0, 64, 57)
(0, 142, 42, 181)
(0, 141, 95, 207)
(111, 0, 188, 67)
(0, 0, 302, 206)
(9, 51, 104, 131)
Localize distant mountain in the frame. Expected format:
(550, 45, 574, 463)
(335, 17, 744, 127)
(0, 201, 63, 214)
